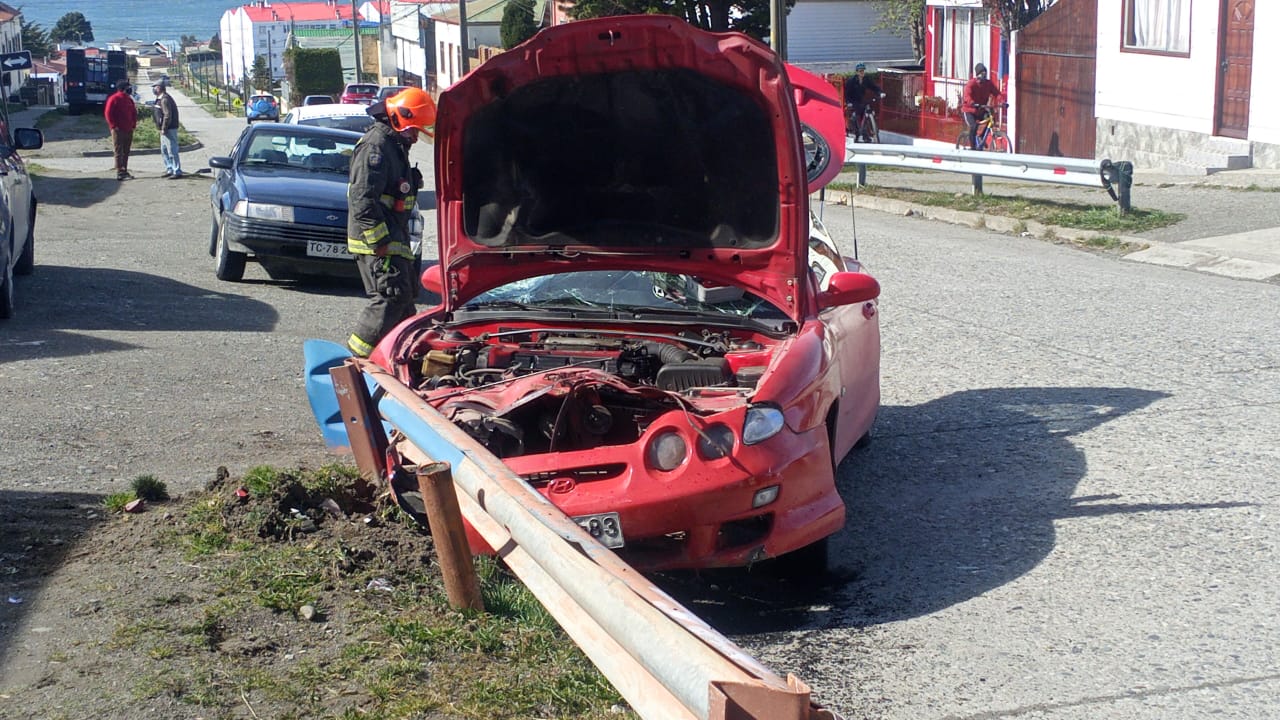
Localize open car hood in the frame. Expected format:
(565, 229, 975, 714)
(433, 16, 836, 323)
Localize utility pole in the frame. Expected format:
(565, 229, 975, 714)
(351, 0, 363, 81)
(769, 0, 787, 60)
(457, 0, 470, 81)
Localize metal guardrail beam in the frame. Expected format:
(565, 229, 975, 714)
(845, 141, 1134, 213)
(333, 358, 842, 720)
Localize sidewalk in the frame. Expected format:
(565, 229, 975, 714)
(837, 161, 1280, 283)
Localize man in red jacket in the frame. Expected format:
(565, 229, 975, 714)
(961, 63, 1003, 150)
(104, 80, 137, 180)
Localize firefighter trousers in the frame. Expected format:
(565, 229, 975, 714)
(348, 253, 416, 357)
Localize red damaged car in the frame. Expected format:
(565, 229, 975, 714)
(305, 16, 880, 573)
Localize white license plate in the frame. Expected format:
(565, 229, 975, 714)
(306, 241, 351, 259)
(573, 512, 624, 549)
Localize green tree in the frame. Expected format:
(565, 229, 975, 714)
(251, 55, 273, 91)
(983, 0, 1049, 39)
(500, 0, 538, 49)
(209, 32, 222, 54)
(49, 11, 94, 44)
(567, 0, 793, 42)
(180, 34, 199, 49)
(18, 14, 54, 58)
(874, 0, 926, 61)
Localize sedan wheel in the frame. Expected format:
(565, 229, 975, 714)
(214, 216, 247, 281)
(15, 203, 34, 276)
(0, 232, 15, 319)
(208, 213, 219, 256)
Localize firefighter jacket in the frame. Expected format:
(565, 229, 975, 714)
(347, 121, 417, 259)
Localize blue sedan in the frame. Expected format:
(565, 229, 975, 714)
(207, 123, 422, 282)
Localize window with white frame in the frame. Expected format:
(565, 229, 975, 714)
(1123, 0, 1192, 54)
(932, 7, 992, 80)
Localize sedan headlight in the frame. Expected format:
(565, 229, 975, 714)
(233, 200, 294, 222)
(742, 404, 785, 445)
(646, 431, 688, 472)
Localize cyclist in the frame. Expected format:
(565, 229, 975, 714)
(961, 62, 1004, 150)
(844, 63, 883, 142)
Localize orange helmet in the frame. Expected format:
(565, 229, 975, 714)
(386, 87, 437, 134)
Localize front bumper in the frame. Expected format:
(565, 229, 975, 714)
(222, 214, 355, 277)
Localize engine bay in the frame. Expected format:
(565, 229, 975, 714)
(396, 325, 775, 459)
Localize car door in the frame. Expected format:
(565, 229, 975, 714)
(0, 121, 31, 266)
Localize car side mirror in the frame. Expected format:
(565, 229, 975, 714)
(817, 271, 880, 309)
(209, 156, 233, 169)
(421, 263, 443, 294)
(13, 128, 43, 151)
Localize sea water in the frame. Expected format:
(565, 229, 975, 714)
(23, 1, 243, 46)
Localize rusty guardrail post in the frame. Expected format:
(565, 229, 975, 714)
(417, 461, 485, 611)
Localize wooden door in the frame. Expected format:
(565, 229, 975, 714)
(1215, 0, 1254, 139)
(1013, 0, 1098, 158)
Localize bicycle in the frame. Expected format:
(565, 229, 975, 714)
(846, 94, 884, 144)
(956, 103, 1011, 152)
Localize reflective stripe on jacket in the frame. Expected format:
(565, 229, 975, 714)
(347, 122, 416, 258)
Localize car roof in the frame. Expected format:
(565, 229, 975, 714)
(242, 122, 364, 140)
(345, 83, 378, 91)
(285, 104, 375, 121)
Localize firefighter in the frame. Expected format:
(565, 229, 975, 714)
(346, 87, 437, 358)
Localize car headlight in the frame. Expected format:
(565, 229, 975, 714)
(646, 431, 687, 472)
(233, 201, 294, 222)
(696, 424, 735, 460)
(742, 404, 785, 445)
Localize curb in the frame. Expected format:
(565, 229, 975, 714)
(829, 189, 1280, 283)
(82, 140, 204, 158)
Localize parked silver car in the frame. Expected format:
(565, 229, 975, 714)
(1, 125, 44, 319)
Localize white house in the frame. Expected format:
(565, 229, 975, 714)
(389, 0, 454, 90)
(1095, 0, 1278, 172)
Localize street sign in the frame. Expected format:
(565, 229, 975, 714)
(1, 50, 31, 71)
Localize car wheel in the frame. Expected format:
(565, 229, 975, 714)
(0, 231, 15, 319)
(214, 217, 247, 281)
(15, 202, 35, 276)
(208, 212, 219, 256)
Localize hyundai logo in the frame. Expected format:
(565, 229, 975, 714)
(326, 214, 340, 221)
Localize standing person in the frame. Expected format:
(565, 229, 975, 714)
(345, 87, 436, 358)
(843, 63, 882, 142)
(961, 63, 1003, 150)
(152, 79, 182, 178)
(104, 80, 137, 180)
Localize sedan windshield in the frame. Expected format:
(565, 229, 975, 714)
(241, 131, 356, 174)
(462, 270, 787, 322)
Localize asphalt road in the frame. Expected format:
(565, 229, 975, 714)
(3, 90, 1278, 719)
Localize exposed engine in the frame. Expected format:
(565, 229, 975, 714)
(402, 327, 769, 459)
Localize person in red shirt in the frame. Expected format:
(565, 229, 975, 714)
(104, 80, 138, 180)
(961, 63, 1004, 150)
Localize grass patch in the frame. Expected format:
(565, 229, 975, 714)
(130, 121, 197, 150)
(1225, 183, 1280, 193)
(104, 491, 136, 513)
(841, 184, 1184, 234)
(127, 464, 626, 719)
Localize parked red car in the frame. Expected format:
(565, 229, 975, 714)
(305, 16, 880, 573)
(339, 83, 379, 105)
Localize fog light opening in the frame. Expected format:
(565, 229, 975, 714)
(752, 485, 780, 508)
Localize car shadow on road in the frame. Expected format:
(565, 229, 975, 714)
(30, 173, 122, 209)
(0, 266, 278, 363)
(0, 490, 107, 680)
(656, 386, 1254, 635)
